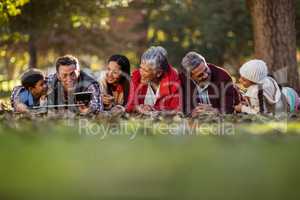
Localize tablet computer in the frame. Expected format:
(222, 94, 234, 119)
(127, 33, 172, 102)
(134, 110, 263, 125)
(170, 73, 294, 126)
(74, 92, 92, 105)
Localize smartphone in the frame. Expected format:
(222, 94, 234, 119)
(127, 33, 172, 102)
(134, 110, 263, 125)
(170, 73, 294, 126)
(74, 92, 92, 105)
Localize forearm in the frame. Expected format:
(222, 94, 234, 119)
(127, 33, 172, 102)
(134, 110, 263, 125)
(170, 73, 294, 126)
(241, 105, 259, 114)
(14, 102, 30, 113)
(86, 84, 103, 113)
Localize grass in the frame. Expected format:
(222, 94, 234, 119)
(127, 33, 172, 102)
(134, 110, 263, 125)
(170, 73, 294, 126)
(0, 115, 300, 200)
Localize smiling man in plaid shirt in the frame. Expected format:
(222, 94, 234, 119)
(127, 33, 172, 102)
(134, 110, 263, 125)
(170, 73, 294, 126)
(47, 55, 103, 114)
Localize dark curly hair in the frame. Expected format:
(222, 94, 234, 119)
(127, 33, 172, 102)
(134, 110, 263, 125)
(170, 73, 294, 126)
(21, 69, 44, 89)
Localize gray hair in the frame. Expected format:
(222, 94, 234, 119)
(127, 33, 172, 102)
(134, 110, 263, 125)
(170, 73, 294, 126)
(141, 46, 168, 71)
(155, 46, 168, 57)
(181, 51, 207, 71)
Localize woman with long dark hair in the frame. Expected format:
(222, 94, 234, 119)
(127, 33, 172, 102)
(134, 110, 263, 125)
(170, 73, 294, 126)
(99, 54, 131, 110)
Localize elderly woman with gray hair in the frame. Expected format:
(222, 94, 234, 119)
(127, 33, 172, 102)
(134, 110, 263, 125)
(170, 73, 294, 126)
(126, 46, 182, 114)
(179, 51, 240, 117)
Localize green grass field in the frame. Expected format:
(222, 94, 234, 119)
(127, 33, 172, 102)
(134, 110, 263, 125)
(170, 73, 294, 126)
(0, 116, 300, 200)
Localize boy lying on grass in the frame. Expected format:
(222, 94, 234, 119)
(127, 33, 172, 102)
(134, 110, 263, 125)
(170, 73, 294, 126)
(10, 69, 47, 113)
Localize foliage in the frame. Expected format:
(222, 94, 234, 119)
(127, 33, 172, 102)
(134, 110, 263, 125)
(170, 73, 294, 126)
(0, 0, 29, 25)
(0, 0, 299, 82)
(135, 0, 253, 68)
(0, 0, 134, 77)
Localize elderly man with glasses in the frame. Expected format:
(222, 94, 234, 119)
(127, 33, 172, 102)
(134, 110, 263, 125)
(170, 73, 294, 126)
(179, 51, 240, 117)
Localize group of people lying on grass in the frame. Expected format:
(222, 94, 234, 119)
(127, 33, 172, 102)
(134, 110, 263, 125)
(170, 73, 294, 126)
(8, 46, 300, 117)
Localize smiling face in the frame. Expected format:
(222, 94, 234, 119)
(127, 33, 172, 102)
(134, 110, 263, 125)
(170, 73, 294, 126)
(57, 64, 79, 91)
(106, 61, 122, 85)
(191, 62, 210, 84)
(139, 61, 163, 84)
(239, 76, 254, 88)
(29, 79, 47, 98)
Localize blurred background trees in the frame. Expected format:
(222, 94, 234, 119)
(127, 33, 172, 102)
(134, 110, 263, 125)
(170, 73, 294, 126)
(137, 0, 253, 70)
(0, 0, 135, 79)
(0, 0, 299, 92)
(247, 0, 299, 91)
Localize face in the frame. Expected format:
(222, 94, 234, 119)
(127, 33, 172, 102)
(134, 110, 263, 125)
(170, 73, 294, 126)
(239, 76, 254, 88)
(57, 65, 79, 91)
(106, 61, 122, 85)
(140, 61, 163, 83)
(191, 62, 210, 84)
(30, 79, 47, 98)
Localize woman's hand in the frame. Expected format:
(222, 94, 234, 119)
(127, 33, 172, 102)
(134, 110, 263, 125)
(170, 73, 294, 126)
(136, 104, 153, 114)
(234, 103, 243, 113)
(102, 94, 114, 108)
(191, 104, 218, 118)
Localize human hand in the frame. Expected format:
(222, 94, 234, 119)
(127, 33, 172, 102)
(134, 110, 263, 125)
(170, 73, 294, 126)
(15, 103, 29, 113)
(77, 101, 90, 114)
(136, 104, 153, 114)
(191, 104, 218, 118)
(102, 94, 114, 108)
(234, 103, 243, 113)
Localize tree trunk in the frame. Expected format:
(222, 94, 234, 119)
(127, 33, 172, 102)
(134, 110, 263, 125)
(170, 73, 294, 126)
(28, 33, 37, 68)
(247, 0, 299, 92)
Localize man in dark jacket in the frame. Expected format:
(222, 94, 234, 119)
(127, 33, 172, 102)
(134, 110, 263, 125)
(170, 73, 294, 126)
(47, 55, 103, 114)
(180, 51, 240, 117)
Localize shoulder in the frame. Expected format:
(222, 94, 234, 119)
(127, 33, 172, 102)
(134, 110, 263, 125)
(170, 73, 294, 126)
(18, 89, 31, 100)
(11, 86, 26, 98)
(245, 84, 259, 97)
(46, 73, 58, 86)
(131, 68, 140, 77)
(80, 71, 97, 81)
(46, 73, 57, 80)
(78, 71, 100, 90)
(165, 65, 180, 81)
(261, 77, 279, 92)
(208, 63, 232, 82)
(11, 86, 31, 103)
(131, 68, 141, 83)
